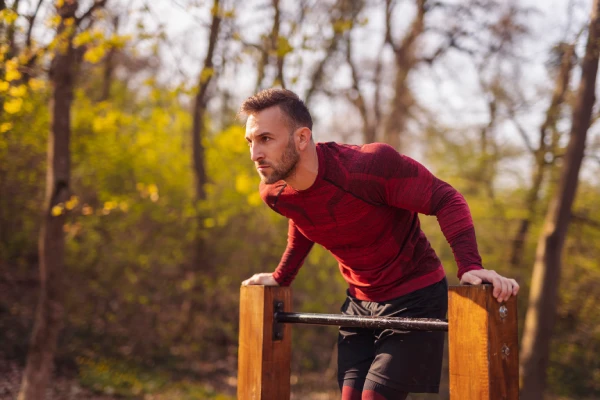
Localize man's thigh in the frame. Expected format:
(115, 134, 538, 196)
(338, 278, 448, 393)
(368, 278, 448, 393)
(337, 329, 375, 385)
(367, 329, 445, 393)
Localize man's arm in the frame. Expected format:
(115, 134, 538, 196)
(242, 219, 314, 286)
(372, 144, 519, 302)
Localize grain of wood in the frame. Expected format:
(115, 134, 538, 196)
(238, 286, 292, 400)
(449, 285, 518, 400)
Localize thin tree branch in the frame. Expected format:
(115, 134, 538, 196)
(384, 0, 398, 54)
(75, 0, 108, 26)
(25, 0, 44, 48)
(571, 213, 600, 230)
(6, 0, 21, 56)
(345, 31, 372, 143)
(305, 0, 362, 106)
(507, 110, 535, 153)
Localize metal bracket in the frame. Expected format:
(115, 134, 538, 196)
(273, 300, 284, 341)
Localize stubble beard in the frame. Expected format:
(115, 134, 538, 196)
(260, 137, 300, 184)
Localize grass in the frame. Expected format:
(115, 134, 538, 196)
(77, 356, 235, 399)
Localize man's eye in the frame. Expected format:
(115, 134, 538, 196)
(262, 137, 270, 142)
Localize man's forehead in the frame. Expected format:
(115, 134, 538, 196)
(245, 107, 286, 133)
(245, 114, 260, 136)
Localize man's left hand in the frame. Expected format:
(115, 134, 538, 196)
(460, 269, 520, 303)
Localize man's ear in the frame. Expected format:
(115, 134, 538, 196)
(295, 127, 312, 150)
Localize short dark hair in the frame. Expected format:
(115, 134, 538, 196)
(239, 88, 313, 131)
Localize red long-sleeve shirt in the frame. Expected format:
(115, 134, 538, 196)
(260, 142, 483, 301)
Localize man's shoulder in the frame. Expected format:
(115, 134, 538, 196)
(319, 141, 399, 174)
(317, 142, 402, 205)
(319, 141, 395, 156)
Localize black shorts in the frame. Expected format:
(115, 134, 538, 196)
(337, 277, 448, 394)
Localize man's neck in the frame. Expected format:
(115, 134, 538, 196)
(285, 144, 319, 191)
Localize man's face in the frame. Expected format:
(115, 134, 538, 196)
(245, 106, 300, 184)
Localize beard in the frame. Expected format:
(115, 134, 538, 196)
(259, 136, 300, 184)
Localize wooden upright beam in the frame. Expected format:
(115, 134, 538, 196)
(448, 285, 519, 400)
(237, 285, 292, 400)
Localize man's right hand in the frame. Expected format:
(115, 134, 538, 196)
(242, 272, 279, 286)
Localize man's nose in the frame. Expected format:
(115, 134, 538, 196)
(250, 144, 264, 162)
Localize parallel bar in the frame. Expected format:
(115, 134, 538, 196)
(275, 312, 448, 332)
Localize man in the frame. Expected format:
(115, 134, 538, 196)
(240, 88, 519, 400)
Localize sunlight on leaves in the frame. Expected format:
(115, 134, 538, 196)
(51, 204, 64, 216)
(84, 46, 106, 64)
(4, 98, 23, 114)
(65, 196, 79, 210)
(0, 122, 12, 133)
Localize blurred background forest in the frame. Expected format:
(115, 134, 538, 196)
(1, 0, 599, 399)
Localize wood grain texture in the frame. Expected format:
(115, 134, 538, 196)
(238, 286, 291, 400)
(449, 285, 490, 400)
(488, 292, 519, 399)
(448, 285, 519, 400)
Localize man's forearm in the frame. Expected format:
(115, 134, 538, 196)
(272, 239, 314, 285)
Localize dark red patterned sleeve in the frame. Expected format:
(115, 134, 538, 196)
(373, 145, 483, 278)
(272, 219, 315, 286)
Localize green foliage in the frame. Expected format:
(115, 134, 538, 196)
(78, 357, 169, 396)
(77, 357, 234, 399)
(0, 78, 49, 267)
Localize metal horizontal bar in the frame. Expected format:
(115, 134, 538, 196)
(275, 312, 448, 332)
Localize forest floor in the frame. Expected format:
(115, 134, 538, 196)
(0, 357, 347, 400)
(1, 359, 117, 400)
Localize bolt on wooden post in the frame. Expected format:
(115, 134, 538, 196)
(448, 285, 519, 400)
(238, 285, 292, 400)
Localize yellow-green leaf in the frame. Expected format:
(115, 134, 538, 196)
(73, 31, 93, 47)
(103, 201, 118, 211)
(0, 9, 18, 24)
(51, 205, 64, 216)
(8, 84, 27, 98)
(65, 196, 79, 210)
(5, 60, 21, 82)
(204, 218, 216, 228)
(28, 78, 46, 91)
(199, 67, 214, 84)
(3, 98, 23, 114)
(276, 36, 293, 57)
(0, 122, 12, 133)
(83, 46, 106, 64)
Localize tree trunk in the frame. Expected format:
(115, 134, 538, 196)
(305, 0, 361, 107)
(254, 0, 284, 91)
(342, 2, 378, 143)
(192, 0, 220, 203)
(6, 0, 20, 57)
(17, 2, 79, 399)
(519, 1, 600, 398)
(383, 0, 426, 150)
(179, 0, 221, 339)
(272, 0, 285, 88)
(510, 44, 575, 267)
(100, 16, 120, 102)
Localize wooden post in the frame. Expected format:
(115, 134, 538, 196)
(448, 285, 519, 400)
(238, 285, 292, 400)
